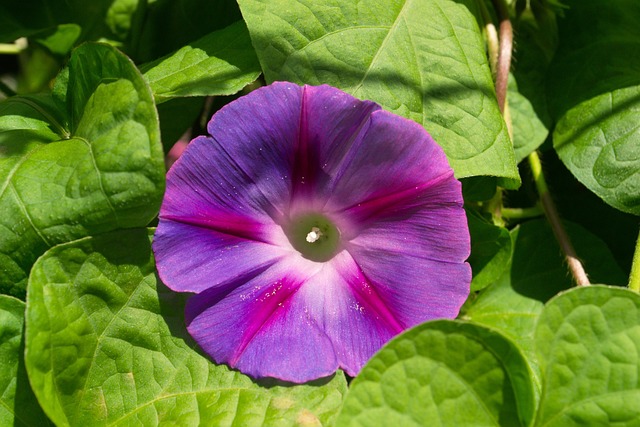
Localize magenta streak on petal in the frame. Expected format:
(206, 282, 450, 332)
(338, 172, 456, 226)
(290, 86, 310, 204)
(160, 212, 277, 246)
(336, 254, 405, 334)
(290, 86, 378, 208)
(229, 275, 306, 365)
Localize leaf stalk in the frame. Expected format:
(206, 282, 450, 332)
(629, 228, 640, 292)
(529, 151, 590, 286)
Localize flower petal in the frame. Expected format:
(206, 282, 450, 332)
(345, 242, 471, 327)
(324, 109, 457, 233)
(206, 83, 382, 216)
(154, 134, 296, 293)
(205, 82, 304, 215)
(159, 135, 285, 234)
(154, 220, 287, 294)
(154, 82, 472, 383)
(289, 85, 380, 208)
(302, 251, 405, 376)
(346, 177, 470, 263)
(185, 257, 339, 383)
(186, 250, 422, 381)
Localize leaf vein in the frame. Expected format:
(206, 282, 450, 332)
(9, 182, 51, 246)
(77, 136, 120, 228)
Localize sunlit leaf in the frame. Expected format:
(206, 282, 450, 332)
(534, 286, 640, 426)
(25, 228, 347, 426)
(238, 0, 520, 186)
(335, 320, 535, 427)
(0, 43, 164, 297)
(0, 295, 51, 426)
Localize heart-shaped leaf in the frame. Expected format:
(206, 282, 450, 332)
(534, 286, 640, 426)
(25, 228, 347, 426)
(238, 0, 520, 187)
(142, 21, 261, 102)
(335, 320, 536, 427)
(0, 43, 164, 297)
(547, 0, 640, 215)
(0, 295, 51, 426)
(464, 219, 628, 392)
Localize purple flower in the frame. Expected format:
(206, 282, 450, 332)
(153, 82, 471, 383)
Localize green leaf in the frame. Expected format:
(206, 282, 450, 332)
(464, 218, 628, 391)
(0, 295, 51, 426)
(553, 87, 640, 215)
(547, 0, 640, 215)
(142, 21, 261, 102)
(534, 286, 640, 426)
(467, 209, 512, 292)
(546, 0, 640, 119)
(508, 74, 549, 163)
(105, 0, 141, 42)
(25, 228, 347, 426)
(509, 219, 627, 303)
(32, 24, 82, 56)
(132, 0, 243, 63)
(0, 0, 115, 45)
(541, 150, 639, 271)
(238, 0, 520, 186)
(0, 43, 164, 297)
(463, 266, 544, 394)
(335, 320, 535, 427)
(461, 176, 498, 202)
(156, 97, 205, 153)
(0, 1, 58, 42)
(511, 1, 559, 130)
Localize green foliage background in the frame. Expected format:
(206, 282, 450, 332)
(0, 0, 638, 425)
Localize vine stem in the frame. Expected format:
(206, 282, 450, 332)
(501, 205, 544, 220)
(489, 0, 590, 287)
(490, 0, 512, 113)
(629, 228, 640, 291)
(0, 39, 27, 54)
(0, 80, 16, 97)
(529, 152, 590, 286)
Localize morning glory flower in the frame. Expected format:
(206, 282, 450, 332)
(153, 82, 471, 383)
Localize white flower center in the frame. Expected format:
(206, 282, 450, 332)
(306, 226, 323, 243)
(284, 213, 341, 262)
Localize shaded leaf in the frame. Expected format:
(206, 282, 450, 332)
(511, 1, 559, 129)
(546, 0, 640, 118)
(156, 97, 204, 153)
(25, 228, 347, 426)
(461, 176, 498, 202)
(238, 0, 519, 186)
(541, 149, 638, 271)
(467, 209, 512, 292)
(510, 219, 627, 302)
(0, 0, 115, 45)
(335, 320, 536, 427)
(132, 0, 242, 62)
(508, 74, 549, 163)
(547, 0, 640, 215)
